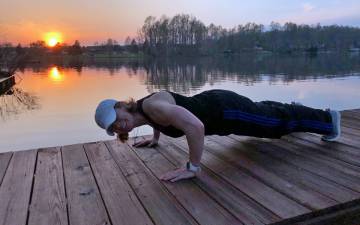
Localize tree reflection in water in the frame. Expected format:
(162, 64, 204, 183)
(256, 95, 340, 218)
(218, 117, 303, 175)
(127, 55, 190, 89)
(17, 53, 360, 95)
(0, 87, 40, 121)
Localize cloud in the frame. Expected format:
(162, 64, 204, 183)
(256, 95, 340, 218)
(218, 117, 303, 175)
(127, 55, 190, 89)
(302, 3, 315, 12)
(279, 2, 360, 26)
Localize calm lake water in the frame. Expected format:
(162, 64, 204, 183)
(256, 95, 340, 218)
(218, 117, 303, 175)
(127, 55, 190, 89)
(1, 53, 360, 152)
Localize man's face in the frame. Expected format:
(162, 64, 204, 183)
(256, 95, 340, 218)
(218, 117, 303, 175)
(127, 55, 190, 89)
(109, 107, 134, 134)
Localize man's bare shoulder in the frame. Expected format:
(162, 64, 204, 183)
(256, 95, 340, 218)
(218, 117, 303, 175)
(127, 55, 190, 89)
(152, 91, 176, 103)
(143, 91, 176, 108)
(142, 91, 176, 126)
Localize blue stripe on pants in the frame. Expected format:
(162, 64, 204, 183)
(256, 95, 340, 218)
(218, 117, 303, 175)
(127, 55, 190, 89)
(223, 110, 333, 132)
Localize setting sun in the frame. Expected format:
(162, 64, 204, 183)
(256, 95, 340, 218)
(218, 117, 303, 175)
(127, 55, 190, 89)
(44, 32, 62, 47)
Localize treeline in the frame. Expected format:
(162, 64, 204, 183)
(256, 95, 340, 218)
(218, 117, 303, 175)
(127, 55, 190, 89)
(1, 40, 87, 74)
(139, 15, 207, 55)
(138, 14, 360, 55)
(2, 14, 360, 60)
(25, 40, 83, 56)
(0, 38, 144, 70)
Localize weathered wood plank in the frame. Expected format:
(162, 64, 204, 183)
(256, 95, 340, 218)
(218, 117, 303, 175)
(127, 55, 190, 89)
(204, 135, 338, 209)
(301, 118, 360, 147)
(328, 125, 360, 147)
(130, 137, 244, 225)
(297, 207, 360, 225)
(0, 150, 37, 225)
(0, 152, 12, 186)
(105, 139, 199, 225)
(167, 136, 311, 219)
(208, 135, 359, 203)
(335, 134, 360, 148)
(62, 144, 110, 225)
(341, 125, 360, 137)
(290, 133, 360, 158)
(84, 142, 154, 225)
(269, 138, 360, 180)
(156, 136, 281, 225)
(341, 117, 360, 131)
(350, 109, 360, 113)
(28, 147, 67, 225)
(230, 135, 360, 193)
(342, 111, 360, 121)
(282, 134, 360, 167)
(270, 198, 360, 225)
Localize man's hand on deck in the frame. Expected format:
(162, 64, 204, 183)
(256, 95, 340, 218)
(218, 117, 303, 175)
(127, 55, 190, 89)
(160, 167, 197, 182)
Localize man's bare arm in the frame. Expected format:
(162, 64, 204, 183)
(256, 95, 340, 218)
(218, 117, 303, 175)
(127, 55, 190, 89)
(153, 128, 160, 142)
(145, 101, 204, 166)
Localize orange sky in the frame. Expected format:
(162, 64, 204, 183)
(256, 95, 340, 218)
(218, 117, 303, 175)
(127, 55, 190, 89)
(1, 0, 360, 46)
(0, 0, 145, 45)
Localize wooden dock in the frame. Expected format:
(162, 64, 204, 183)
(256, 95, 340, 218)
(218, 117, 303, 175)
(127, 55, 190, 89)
(0, 109, 360, 225)
(0, 75, 15, 95)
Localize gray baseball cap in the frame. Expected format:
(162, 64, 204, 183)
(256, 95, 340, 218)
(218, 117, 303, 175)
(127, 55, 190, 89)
(95, 99, 117, 136)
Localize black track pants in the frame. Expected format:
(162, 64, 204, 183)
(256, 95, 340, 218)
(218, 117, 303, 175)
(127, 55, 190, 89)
(217, 95, 333, 138)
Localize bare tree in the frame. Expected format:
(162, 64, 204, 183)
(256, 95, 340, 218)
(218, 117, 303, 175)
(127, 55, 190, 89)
(124, 36, 132, 46)
(0, 87, 40, 121)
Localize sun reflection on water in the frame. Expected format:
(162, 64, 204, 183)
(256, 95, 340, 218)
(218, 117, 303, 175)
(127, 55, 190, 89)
(49, 67, 64, 82)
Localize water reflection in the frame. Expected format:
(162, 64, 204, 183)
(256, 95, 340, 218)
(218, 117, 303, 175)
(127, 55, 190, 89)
(49, 67, 64, 82)
(141, 54, 360, 93)
(0, 53, 359, 152)
(22, 53, 360, 93)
